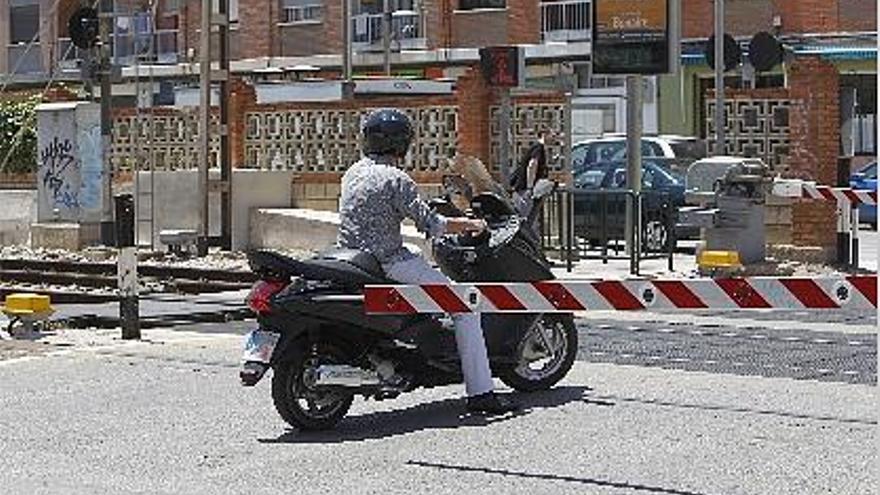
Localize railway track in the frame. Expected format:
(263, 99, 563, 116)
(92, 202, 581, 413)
(0, 258, 258, 302)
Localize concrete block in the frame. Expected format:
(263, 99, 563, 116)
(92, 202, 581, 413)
(135, 169, 294, 251)
(249, 208, 431, 258)
(30, 223, 82, 250)
(0, 189, 38, 246)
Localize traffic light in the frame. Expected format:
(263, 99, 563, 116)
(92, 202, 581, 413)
(748, 31, 784, 72)
(68, 7, 99, 50)
(478, 46, 524, 88)
(705, 34, 741, 72)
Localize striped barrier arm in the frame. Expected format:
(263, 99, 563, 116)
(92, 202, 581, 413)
(773, 179, 877, 206)
(363, 276, 878, 314)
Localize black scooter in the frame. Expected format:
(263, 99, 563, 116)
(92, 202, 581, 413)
(240, 175, 576, 431)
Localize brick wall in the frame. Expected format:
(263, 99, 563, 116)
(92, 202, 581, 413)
(791, 200, 837, 252)
(451, 9, 508, 48)
(682, 0, 861, 38)
(324, 0, 343, 53)
(456, 67, 493, 164)
(239, 0, 279, 59)
(838, 0, 878, 31)
(280, 24, 328, 56)
(774, 0, 839, 33)
(507, 0, 540, 44)
(424, 0, 454, 50)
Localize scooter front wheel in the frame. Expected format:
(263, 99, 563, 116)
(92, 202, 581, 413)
(498, 314, 578, 392)
(271, 343, 354, 431)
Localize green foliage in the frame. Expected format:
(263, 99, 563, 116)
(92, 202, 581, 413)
(0, 95, 40, 174)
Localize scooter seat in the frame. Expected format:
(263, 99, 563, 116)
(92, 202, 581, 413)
(248, 248, 389, 286)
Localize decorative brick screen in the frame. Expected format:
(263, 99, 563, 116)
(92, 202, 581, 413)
(706, 97, 792, 171)
(489, 101, 568, 173)
(110, 109, 221, 172)
(243, 106, 458, 173)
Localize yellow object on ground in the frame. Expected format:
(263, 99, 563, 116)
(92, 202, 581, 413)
(697, 250, 743, 270)
(2, 293, 54, 317)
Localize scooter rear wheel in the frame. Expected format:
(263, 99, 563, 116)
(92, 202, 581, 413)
(271, 343, 354, 431)
(498, 314, 578, 392)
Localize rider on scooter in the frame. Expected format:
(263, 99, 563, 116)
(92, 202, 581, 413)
(337, 108, 519, 415)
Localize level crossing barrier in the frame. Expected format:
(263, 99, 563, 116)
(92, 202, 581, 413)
(363, 276, 877, 314)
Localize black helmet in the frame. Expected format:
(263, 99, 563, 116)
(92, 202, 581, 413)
(361, 108, 414, 158)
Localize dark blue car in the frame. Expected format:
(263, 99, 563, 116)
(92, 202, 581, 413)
(850, 161, 877, 226)
(572, 160, 688, 251)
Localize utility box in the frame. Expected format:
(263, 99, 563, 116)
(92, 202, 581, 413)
(35, 102, 104, 225)
(680, 157, 772, 264)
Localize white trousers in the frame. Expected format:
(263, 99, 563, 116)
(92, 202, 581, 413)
(383, 255, 495, 397)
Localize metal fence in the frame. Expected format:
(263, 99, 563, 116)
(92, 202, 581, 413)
(541, 187, 676, 274)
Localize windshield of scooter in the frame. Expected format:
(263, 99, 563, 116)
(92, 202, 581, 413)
(446, 155, 516, 216)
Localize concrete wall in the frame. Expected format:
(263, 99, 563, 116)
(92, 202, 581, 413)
(250, 208, 431, 259)
(0, 189, 37, 246)
(135, 169, 294, 251)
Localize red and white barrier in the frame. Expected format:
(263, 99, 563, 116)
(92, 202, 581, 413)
(772, 179, 877, 206)
(363, 276, 877, 314)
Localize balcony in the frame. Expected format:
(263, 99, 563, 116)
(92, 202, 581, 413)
(351, 10, 426, 52)
(113, 29, 179, 65)
(541, 0, 591, 43)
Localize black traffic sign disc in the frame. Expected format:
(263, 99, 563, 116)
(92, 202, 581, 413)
(705, 34, 742, 72)
(748, 31, 783, 72)
(68, 7, 99, 50)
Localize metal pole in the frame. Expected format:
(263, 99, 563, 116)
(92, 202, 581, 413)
(219, 0, 231, 250)
(714, 0, 725, 155)
(382, 0, 391, 76)
(499, 90, 512, 186)
(342, 0, 352, 81)
(99, 0, 114, 245)
(197, 0, 211, 256)
(625, 74, 643, 273)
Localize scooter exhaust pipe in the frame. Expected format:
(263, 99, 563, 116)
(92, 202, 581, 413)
(312, 365, 382, 388)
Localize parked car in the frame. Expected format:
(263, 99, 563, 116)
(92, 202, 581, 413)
(850, 161, 877, 226)
(572, 159, 690, 251)
(571, 135, 707, 178)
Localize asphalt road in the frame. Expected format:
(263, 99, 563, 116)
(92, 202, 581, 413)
(0, 307, 876, 495)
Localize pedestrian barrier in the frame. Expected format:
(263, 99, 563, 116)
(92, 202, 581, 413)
(363, 276, 877, 314)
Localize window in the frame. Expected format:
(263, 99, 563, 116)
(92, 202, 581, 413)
(212, 0, 239, 23)
(458, 0, 506, 10)
(281, 0, 323, 23)
(10, 3, 39, 44)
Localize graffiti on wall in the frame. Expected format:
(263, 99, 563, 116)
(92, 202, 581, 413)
(39, 136, 80, 210)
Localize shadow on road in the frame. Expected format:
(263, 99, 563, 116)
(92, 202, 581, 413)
(259, 385, 593, 444)
(405, 460, 716, 495)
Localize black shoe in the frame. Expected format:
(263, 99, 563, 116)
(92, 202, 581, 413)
(465, 392, 521, 415)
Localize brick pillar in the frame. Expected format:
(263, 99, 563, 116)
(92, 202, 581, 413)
(786, 56, 840, 261)
(787, 56, 840, 185)
(228, 77, 256, 168)
(456, 67, 492, 165)
(325, 0, 343, 55)
(181, 0, 200, 60)
(508, 0, 540, 44)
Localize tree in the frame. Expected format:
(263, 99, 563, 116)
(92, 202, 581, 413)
(0, 95, 40, 174)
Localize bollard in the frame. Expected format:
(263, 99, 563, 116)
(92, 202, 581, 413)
(118, 247, 140, 339)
